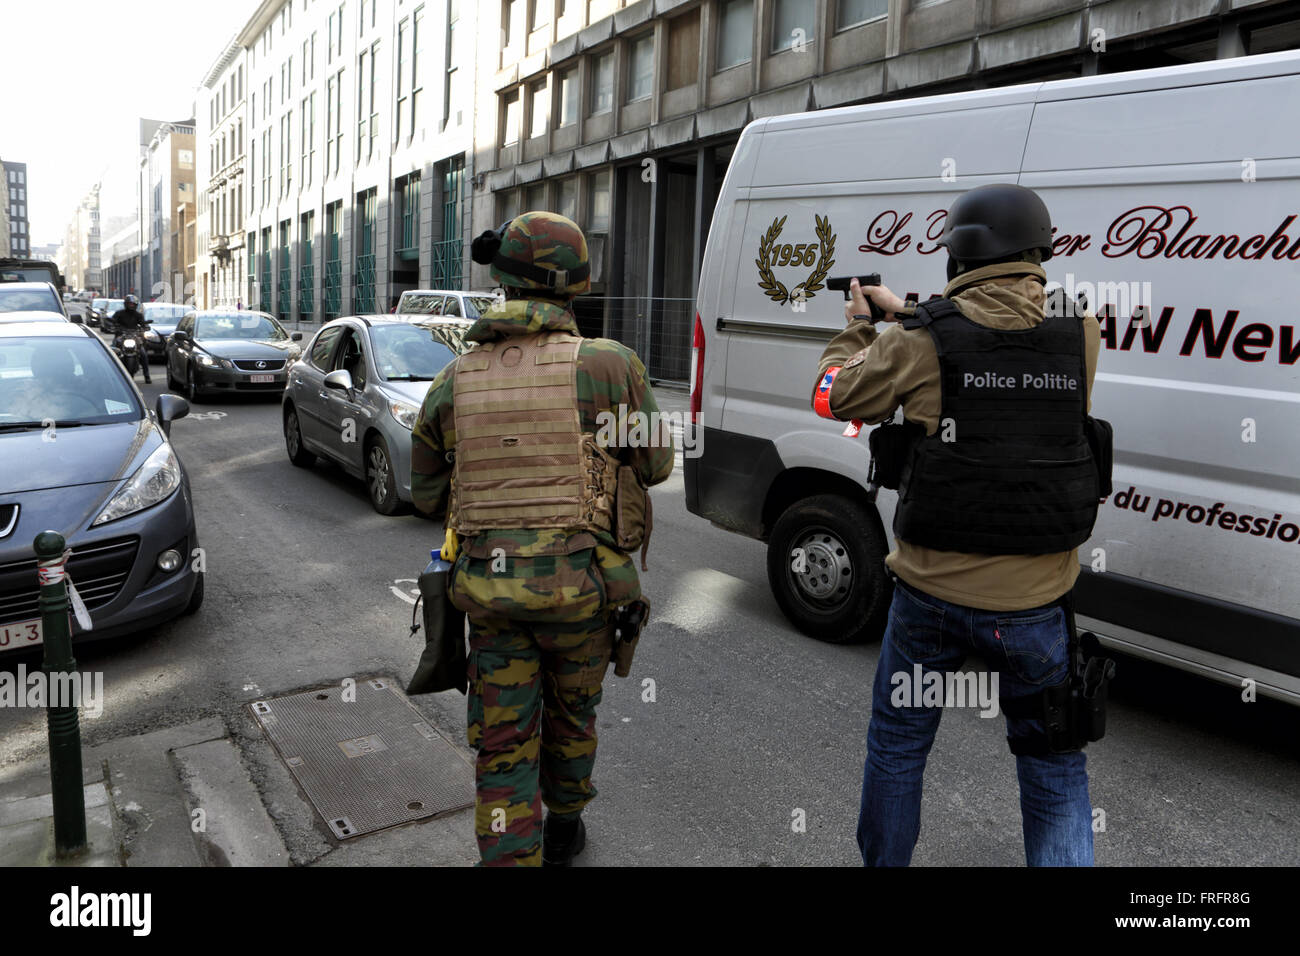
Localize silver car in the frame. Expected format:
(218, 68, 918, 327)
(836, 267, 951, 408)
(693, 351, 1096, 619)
(282, 315, 471, 514)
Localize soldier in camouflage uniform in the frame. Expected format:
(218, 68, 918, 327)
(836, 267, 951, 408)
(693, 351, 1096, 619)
(410, 211, 674, 866)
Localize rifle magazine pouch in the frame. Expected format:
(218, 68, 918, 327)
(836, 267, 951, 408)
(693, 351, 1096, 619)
(614, 465, 648, 552)
(1085, 416, 1114, 498)
(406, 561, 469, 696)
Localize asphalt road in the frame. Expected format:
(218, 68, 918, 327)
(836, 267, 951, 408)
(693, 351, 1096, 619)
(2, 349, 1298, 866)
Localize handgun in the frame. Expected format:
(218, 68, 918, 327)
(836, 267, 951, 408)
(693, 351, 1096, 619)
(826, 274, 885, 321)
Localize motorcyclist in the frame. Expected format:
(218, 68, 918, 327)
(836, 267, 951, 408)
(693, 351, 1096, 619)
(110, 294, 152, 384)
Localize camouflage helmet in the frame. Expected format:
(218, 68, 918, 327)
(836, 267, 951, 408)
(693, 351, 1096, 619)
(470, 210, 591, 297)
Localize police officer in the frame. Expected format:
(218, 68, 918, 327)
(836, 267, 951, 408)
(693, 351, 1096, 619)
(410, 211, 674, 866)
(110, 294, 151, 384)
(813, 184, 1103, 866)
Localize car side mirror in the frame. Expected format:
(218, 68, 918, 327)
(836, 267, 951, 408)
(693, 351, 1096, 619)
(291, 331, 303, 341)
(324, 369, 354, 392)
(155, 393, 190, 437)
(70, 314, 84, 325)
(172, 330, 188, 343)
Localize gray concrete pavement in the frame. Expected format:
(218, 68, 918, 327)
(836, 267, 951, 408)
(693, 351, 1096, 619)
(2, 352, 1298, 866)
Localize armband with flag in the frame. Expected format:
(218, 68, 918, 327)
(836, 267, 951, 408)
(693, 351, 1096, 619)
(814, 367, 841, 420)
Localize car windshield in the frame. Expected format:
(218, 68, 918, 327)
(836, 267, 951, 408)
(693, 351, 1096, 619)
(370, 324, 467, 381)
(0, 336, 142, 426)
(396, 293, 447, 315)
(195, 313, 288, 341)
(466, 296, 499, 318)
(0, 265, 58, 284)
(144, 304, 189, 323)
(98, 298, 124, 313)
(0, 287, 61, 313)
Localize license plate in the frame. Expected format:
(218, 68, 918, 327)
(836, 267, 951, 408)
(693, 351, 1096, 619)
(250, 374, 276, 383)
(0, 618, 43, 649)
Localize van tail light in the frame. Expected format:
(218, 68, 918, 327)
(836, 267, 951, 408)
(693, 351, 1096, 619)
(689, 312, 704, 426)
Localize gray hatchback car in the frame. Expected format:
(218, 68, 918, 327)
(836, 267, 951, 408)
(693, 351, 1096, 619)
(282, 316, 471, 514)
(0, 319, 201, 653)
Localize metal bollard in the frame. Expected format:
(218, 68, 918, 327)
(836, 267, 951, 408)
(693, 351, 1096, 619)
(34, 531, 87, 859)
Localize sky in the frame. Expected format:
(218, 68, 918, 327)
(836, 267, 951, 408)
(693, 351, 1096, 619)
(2, 0, 261, 247)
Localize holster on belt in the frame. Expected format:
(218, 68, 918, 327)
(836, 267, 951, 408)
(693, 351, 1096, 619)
(611, 597, 650, 678)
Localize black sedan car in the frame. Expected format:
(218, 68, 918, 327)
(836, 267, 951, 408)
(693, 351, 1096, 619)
(0, 319, 201, 653)
(165, 310, 303, 402)
(142, 303, 192, 361)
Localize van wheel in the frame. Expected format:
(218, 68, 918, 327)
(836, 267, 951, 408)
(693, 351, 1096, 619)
(766, 494, 891, 645)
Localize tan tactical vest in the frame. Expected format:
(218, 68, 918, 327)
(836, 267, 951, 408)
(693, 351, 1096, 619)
(449, 331, 618, 537)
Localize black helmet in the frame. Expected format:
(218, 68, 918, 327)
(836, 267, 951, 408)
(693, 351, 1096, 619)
(937, 184, 1054, 263)
(124, 294, 139, 309)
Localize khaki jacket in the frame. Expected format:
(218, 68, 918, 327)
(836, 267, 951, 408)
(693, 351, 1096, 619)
(815, 262, 1101, 611)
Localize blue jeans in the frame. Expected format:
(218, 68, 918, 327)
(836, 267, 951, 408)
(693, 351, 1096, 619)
(857, 579, 1093, 866)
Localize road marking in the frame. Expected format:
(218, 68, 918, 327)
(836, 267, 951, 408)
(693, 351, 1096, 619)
(390, 578, 420, 605)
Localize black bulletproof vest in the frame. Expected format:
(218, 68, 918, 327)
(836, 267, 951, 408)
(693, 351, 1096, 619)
(894, 298, 1099, 555)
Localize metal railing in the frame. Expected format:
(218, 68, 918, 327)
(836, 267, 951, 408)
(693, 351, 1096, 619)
(322, 257, 341, 321)
(353, 253, 376, 313)
(429, 238, 463, 290)
(580, 296, 695, 385)
(278, 261, 291, 323)
(299, 259, 314, 322)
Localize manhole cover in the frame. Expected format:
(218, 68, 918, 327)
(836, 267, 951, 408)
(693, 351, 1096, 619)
(251, 680, 474, 839)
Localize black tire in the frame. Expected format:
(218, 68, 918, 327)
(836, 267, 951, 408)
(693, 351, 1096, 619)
(185, 364, 204, 404)
(185, 573, 205, 615)
(124, 353, 138, 376)
(365, 434, 402, 515)
(766, 493, 892, 645)
(283, 405, 316, 467)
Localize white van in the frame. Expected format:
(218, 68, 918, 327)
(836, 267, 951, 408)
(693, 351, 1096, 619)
(686, 50, 1300, 704)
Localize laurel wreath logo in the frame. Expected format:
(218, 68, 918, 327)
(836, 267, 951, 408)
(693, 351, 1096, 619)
(756, 214, 837, 306)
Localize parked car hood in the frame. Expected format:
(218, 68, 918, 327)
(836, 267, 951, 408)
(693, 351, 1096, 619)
(0, 419, 159, 494)
(194, 338, 296, 360)
(380, 380, 438, 405)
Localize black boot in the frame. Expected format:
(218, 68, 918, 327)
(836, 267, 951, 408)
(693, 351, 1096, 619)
(542, 812, 586, 867)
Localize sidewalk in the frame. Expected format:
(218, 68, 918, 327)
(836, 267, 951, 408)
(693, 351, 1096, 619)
(0, 709, 477, 868)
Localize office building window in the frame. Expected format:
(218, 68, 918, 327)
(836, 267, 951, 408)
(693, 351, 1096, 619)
(301, 94, 315, 186)
(529, 0, 549, 31)
(502, 89, 521, 146)
(591, 52, 613, 114)
(558, 67, 578, 127)
(838, 0, 887, 29)
(397, 16, 410, 142)
(772, 0, 815, 52)
(666, 9, 700, 90)
(281, 112, 293, 197)
(262, 129, 272, 205)
(326, 70, 345, 175)
(588, 171, 611, 232)
(557, 177, 576, 221)
(628, 34, 653, 102)
(717, 0, 753, 69)
(502, 0, 524, 51)
(529, 79, 549, 138)
(328, 4, 344, 62)
(357, 41, 380, 160)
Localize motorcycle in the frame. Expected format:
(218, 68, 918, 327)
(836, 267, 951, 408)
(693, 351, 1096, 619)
(112, 325, 148, 376)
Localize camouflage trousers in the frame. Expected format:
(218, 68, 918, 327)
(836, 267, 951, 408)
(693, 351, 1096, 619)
(466, 612, 613, 866)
